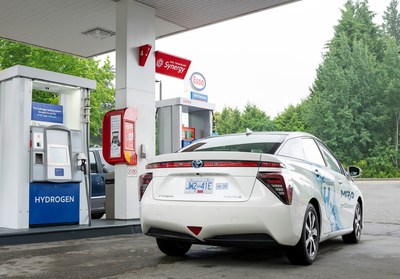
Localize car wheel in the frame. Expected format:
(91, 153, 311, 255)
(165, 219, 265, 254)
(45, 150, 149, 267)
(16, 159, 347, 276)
(286, 203, 320, 265)
(342, 202, 362, 244)
(156, 238, 192, 256)
(91, 213, 104, 219)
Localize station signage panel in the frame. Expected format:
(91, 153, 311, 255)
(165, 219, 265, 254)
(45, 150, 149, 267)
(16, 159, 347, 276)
(29, 182, 79, 226)
(191, 91, 208, 102)
(190, 72, 206, 91)
(155, 51, 191, 79)
(188, 72, 208, 102)
(31, 102, 63, 124)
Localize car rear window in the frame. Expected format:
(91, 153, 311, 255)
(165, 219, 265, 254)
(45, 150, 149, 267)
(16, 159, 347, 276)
(180, 134, 285, 154)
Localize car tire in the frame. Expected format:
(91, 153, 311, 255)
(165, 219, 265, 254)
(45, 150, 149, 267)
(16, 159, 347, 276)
(286, 203, 320, 265)
(156, 238, 192, 256)
(342, 202, 362, 244)
(91, 213, 104, 219)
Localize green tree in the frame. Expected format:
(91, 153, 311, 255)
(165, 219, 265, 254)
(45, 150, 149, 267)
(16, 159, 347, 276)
(214, 107, 242, 134)
(0, 39, 115, 144)
(382, 0, 400, 43)
(354, 139, 400, 178)
(381, 1, 400, 166)
(274, 104, 305, 131)
(215, 104, 275, 135)
(329, 0, 384, 61)
(304, 1, 386, 163)
(240, 103, 275, 132)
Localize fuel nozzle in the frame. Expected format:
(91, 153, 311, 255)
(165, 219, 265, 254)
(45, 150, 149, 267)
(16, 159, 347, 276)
(77, 152, 87, 174)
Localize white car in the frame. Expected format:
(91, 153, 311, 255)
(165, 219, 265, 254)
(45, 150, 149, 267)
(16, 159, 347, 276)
(140, 132, 363, 265)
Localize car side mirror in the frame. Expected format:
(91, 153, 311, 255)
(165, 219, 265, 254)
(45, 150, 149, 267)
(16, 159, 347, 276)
(347, 166, 362, 178)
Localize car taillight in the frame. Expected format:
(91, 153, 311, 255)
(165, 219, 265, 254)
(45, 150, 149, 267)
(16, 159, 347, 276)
(147, 161, 192, 169)
(257, 172, 292, 205)
(139, 173, 153, 201)
(146, 160, 272, 169)
(260, 162, 285, 168)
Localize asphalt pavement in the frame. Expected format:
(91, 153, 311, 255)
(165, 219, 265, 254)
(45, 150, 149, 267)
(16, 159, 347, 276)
(0, 180, 399, 279)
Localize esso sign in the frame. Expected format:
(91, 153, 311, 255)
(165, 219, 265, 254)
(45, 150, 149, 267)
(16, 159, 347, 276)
(190, 72, 206, 91)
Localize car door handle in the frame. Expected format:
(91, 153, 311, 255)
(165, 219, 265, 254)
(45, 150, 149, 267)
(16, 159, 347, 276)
(337, 179, 343, 185)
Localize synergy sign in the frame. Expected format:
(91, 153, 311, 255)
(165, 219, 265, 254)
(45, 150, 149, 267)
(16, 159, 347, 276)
(155, 51, 191, 79)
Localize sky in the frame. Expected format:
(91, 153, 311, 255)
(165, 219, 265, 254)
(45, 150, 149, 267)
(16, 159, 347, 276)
(99, 0, 392, 118)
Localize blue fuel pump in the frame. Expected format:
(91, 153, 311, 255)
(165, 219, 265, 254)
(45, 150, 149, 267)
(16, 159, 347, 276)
(29, 125, 83, 226)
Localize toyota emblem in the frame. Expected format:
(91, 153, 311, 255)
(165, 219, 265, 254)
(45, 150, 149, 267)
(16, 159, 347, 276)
(192, 159, 204, 168)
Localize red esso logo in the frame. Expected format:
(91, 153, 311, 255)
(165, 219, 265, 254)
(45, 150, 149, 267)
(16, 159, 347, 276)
(190, 72, 206, 91)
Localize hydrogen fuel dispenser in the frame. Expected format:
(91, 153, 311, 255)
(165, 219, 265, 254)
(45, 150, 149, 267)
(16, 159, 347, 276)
(0, 65, 96, 229)
(30, 125, 82, 183)
(29, 125, 83, 226)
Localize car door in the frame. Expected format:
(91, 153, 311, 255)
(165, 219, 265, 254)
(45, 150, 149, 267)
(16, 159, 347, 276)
(89, 151, 106, 198)
(316, 141, 356, 230)
(301, 138, 338, 233)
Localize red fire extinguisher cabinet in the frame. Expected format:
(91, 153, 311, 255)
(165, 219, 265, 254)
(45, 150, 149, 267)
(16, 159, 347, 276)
(102, 107, 138, 165)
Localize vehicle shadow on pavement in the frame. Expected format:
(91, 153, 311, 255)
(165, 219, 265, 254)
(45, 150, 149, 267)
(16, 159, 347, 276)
(161, 244, 289, 266)
(156, 237, 350, 268)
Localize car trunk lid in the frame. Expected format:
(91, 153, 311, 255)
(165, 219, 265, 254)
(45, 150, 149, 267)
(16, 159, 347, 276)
(146, 152, 282, 202)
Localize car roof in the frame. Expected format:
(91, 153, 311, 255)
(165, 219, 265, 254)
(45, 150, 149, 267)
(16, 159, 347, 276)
(208, 131, 315, 141)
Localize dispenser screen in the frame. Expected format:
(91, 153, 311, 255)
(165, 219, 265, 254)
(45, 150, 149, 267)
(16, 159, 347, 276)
(49, 146, 69, 164)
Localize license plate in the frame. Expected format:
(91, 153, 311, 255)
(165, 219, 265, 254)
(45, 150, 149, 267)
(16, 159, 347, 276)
(185, 178, 214, 194)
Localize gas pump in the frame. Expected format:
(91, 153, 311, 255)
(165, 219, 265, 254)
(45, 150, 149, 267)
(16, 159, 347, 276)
(181, 127, 196, 147)
(156, 97, 215, 154)
(0, 65, 96, 229)
(28, 125, 84, 226)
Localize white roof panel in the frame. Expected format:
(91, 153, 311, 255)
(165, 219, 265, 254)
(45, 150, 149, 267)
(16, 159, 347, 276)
(0, 0, 299, 57)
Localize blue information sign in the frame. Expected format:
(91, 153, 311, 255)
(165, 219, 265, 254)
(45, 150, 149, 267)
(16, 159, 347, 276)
(31, 102, 63, 124)
(29, 183, 80, 226)
(190, 91, 208, 102)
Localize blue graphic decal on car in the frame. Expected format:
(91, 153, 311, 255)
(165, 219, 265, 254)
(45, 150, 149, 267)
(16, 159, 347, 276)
(317, 175, 343, 231)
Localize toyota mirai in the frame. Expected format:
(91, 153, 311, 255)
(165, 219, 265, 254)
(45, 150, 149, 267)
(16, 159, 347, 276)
(140, 131, 363, 265)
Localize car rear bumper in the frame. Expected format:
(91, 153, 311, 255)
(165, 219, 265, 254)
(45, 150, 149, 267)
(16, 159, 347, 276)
(146, 227, 278, 248)
(141, 184, 306, 246)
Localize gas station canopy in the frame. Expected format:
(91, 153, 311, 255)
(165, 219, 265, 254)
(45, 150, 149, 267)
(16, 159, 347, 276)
(1, 0, 303, 230)
(0, 0, 299, 58)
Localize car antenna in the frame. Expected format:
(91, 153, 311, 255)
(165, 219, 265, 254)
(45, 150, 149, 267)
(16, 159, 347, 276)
(245, 128, 252, 136)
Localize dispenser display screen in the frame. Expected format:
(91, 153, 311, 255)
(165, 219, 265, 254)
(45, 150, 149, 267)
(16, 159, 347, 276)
(48, 146, 69, 165)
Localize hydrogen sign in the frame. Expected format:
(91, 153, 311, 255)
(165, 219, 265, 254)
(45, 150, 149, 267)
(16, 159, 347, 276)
(29, 183, 80, 226)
